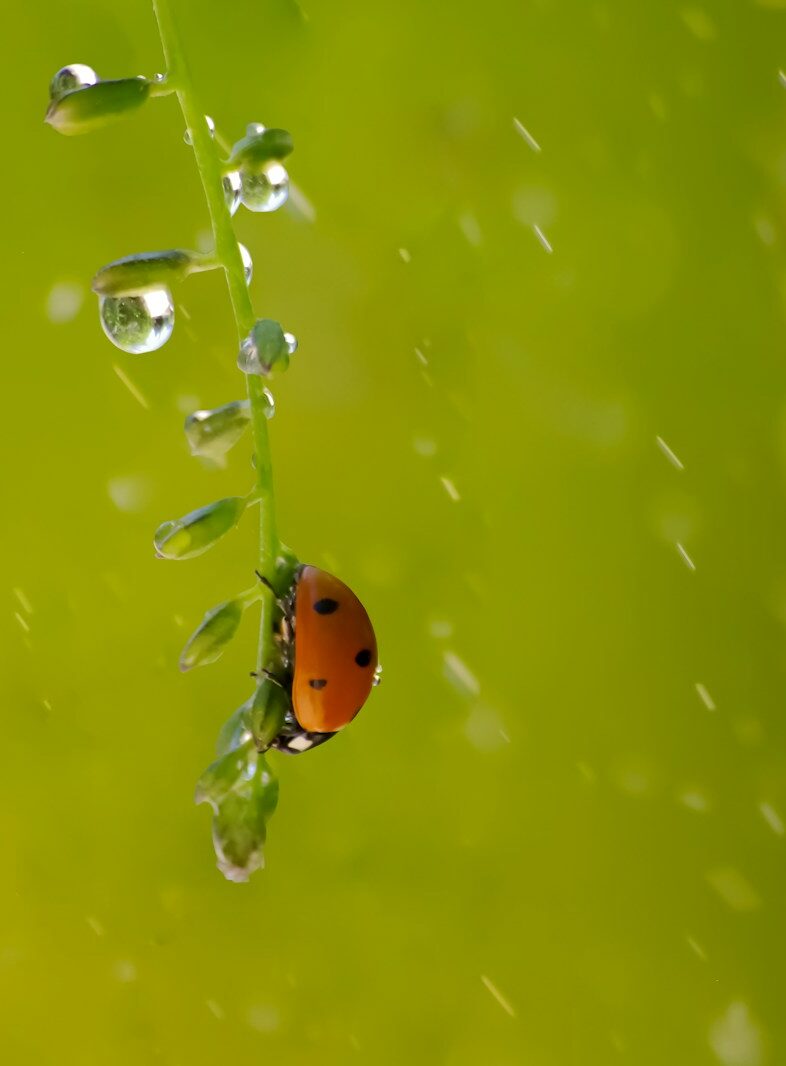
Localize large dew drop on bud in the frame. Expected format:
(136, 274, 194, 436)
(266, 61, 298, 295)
(99, 288, 174, 354)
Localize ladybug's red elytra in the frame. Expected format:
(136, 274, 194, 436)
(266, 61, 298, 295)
(269, 564, 379, 754)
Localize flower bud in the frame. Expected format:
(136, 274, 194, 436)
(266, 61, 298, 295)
(227, 127, 293, 170)
(92, 249, 212, 297)
(45, 77, 151, 135)
(195, 738, 255, 807)
(184, 400, 251, 464)
(238, 319, 295, 378)
(248, 679, 289, 751)
(216, 699, 253, 756)
(154, 496, 246, 560)
(195, 742, 279, 882)
(179, 596, 246, 671)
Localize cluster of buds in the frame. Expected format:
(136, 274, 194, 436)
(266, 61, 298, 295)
(46, 57, 303, 879)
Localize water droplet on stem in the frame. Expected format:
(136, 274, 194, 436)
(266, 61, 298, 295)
(184, 114, 215, 145)
(238, 243, 253, 285)
(223, 170, 242, 216)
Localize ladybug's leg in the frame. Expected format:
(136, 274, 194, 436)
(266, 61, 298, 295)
(249, 668, 287, 689)
(253, 569, 295, 669)
(254, 570, 288, 612)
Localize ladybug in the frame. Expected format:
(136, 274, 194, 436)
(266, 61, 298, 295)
(266, 565, 379, 754)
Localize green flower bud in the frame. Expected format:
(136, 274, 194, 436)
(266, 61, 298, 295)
(92, 249, 214, 297)
(195, 737, 255, 807)
(216, 699, 253, 757)
(227, 127, 293, 170)
(195, 741, 279, 882)
(179, 596, 246, 671)
(45, 77, 151, 136)
(154, 496, 246, 560)
(248, 679, 289, 751)
(184, 400, 251, 464)
(238, 319, 296, 378)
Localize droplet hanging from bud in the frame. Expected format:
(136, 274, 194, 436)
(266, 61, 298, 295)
(238, 243, 253, 285)
(99, 288, 174, 354)
(223, 171, 242, 216)
(184, 399, 251, 463)
(49, 64, 98, 100)
(154, 496, 248, 560)
(238, 319, 295, 378)
(239, 160, 289, 213)
(195, 741, 279, 882)
(45, 76, 151, 136)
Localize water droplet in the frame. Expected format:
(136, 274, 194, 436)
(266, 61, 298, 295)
(247, 122, 266, 136)
(443, 650, 480, 698)
(50, 64, 98, 99)
(709, 1002, 763, 1066)
(512, 116, 542, 152)
(246, 1003, 280, 1033)
(107, 475, 153, 513)
(283, 332, 298, 354)
(238, 243, 253, 285)
(678, 788, 710, 813)
(706, 867, 761, 912)
(45, 280, 83, 324)
(441, 476, 461, 501)
(152, 72, 166, 83)
(240, 161, 289, 213)
(695, 682, 716, 711)
(261, 387, 275, 419)
(113, 959, 137, 983)
(86, 915, 105, 936)
(184, 114, 215, 145)
(99, 288, 174, 354)
(480, 976, 516, 1018)
(532, 224, 553, 253)
(464, 704, 508, 752)
(206, 999, 225, 1021)
(413, 436, 437, 457)
(656, 434, 684, 470)
(223, 170, 242, 216)
(759, 801, 784, 836)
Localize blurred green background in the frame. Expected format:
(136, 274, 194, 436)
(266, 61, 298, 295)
(3, 0, 786, 1061)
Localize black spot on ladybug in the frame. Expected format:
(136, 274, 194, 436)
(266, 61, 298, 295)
(313, 598, 339, 615)
(309, 678, 328, 689)
(355, 649, 372, 667)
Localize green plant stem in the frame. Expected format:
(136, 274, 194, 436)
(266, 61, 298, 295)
(152, 0, 279, 674)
